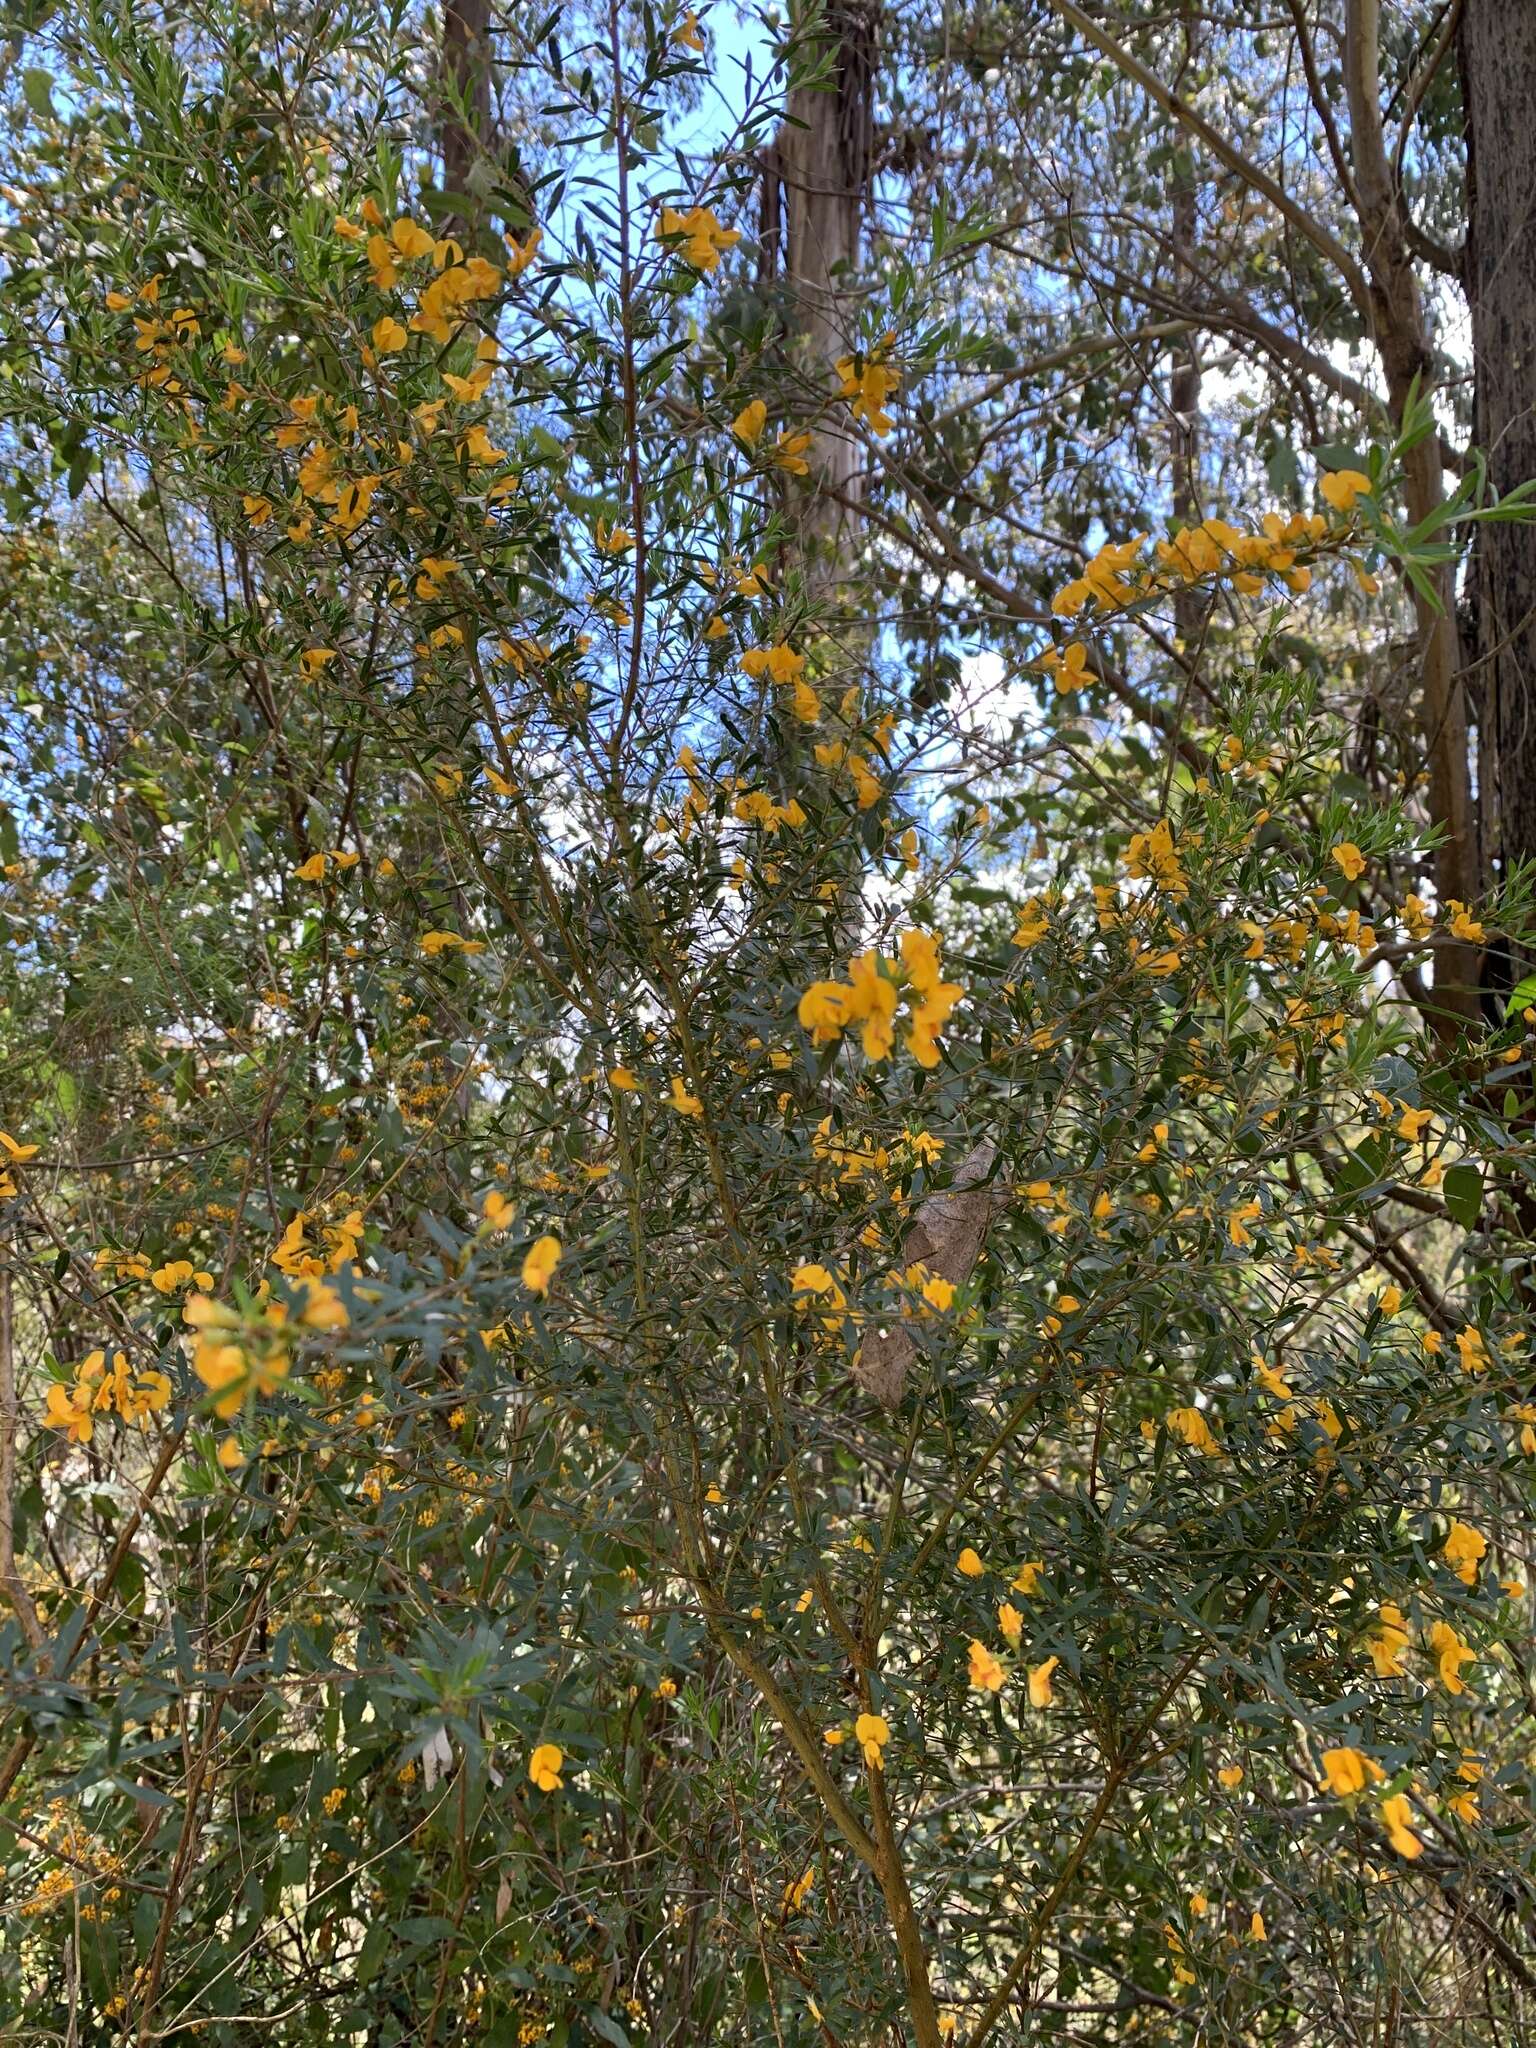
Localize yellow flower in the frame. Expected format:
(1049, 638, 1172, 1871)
(1331, 841, 1366, 882)
(666, 1076, 702, 1117)
(151, 1259, 214, 1295)
(293, 852, 328, 882)
(1012, 897, 1049, 950)
(419, 929, 484, 958)
(1394, 1105, 1432, 1142)
(1447, 899, 1486, 943)
(998, 1601, 1023, 1649)
(1228, 1198, 1262, 1247)
(901, 929, 963, 1069)
(390, 215, 436, 260)
(1249, 1909, 1267, 1941)
(741, 643, 805, 685)
(854, 1711, 890, 1768)
(185, 1296, 290, 1419)
(1218, 1765, 1245, 1789)
(1378, 1284, 1403, 1316)
(0, 1131, 39, 1162)
(1012, 1560, 1044, 1595)
(1319, 1747, 1384, 1797)
(797, 954, 900, 1062)
(1037, 639, 1091, 696)
(43, 1380, 94, 1444)
(1320, 468, 1372, 513)
(835, 347, 901, 435)
(916, 1267, 956, 1313)
(732, 398, 766, 445)
(1455, 1324, 1489, 1375)
(790, 1263, 847, 1334)
(504, 225, 542, 277)
(415, 555, 460, 598)
(771, 429, 812, 475)
(521, 1235, 562, 1296)
(1165, 1405, 1218, 1454)
(956, 1546, 985, 1578)
(846, 952, 898, 1061)
(460, 424, 507, 464)
(608, 1066, 639, 1091)
(482, 1190, 515, 1232)
(967, 1638, 1005, 1692)
(787, 676, 822, 723)
(1027, 1656, 1059, 1709)
(371, 315, 408, 354)
(1365, 1602, 1410, 1678)
(120, 1365, 172, 1424)
(1125, 817, 1186, 895)
(1380, 1791, 1423, 1859)
(529, 1743, 564, 1792)
(656, 204, 740, 271)
(1429, 1619, 1476, 1694)
(1442, 1518, 1486, 1586)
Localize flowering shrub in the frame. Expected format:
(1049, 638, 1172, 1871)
(0, 4, 1532, 2045)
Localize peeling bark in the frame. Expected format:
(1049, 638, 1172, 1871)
(855, 1141, 1000, 1408)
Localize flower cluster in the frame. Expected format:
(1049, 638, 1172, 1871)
(1050, 508, 1347, 624)
(43, 1347, 173, 1442)
(184, 1279, 345, 1420)
(798, 930, 963, 1068)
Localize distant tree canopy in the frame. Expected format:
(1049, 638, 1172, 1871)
(0, 2, 1535, 2044)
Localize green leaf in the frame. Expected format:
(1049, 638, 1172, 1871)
(22, 68, 55, 119)
(1266, 441, 1300, 493)
(1504, 973, 1536, 1019)
(355, 1921, 391, 1986)
(586, 2017, 632, 2048)
(1443, 1163, 1482, 1230)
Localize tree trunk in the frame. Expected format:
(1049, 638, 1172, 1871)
(765, 14, 943, 2037)
(1345, 0, 1481, 1027)
(1460, 0, 1536, 952)
(441, 0, 492, 228)
(1168, 13, 1202, 651)
(772, 0, 879, 580)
